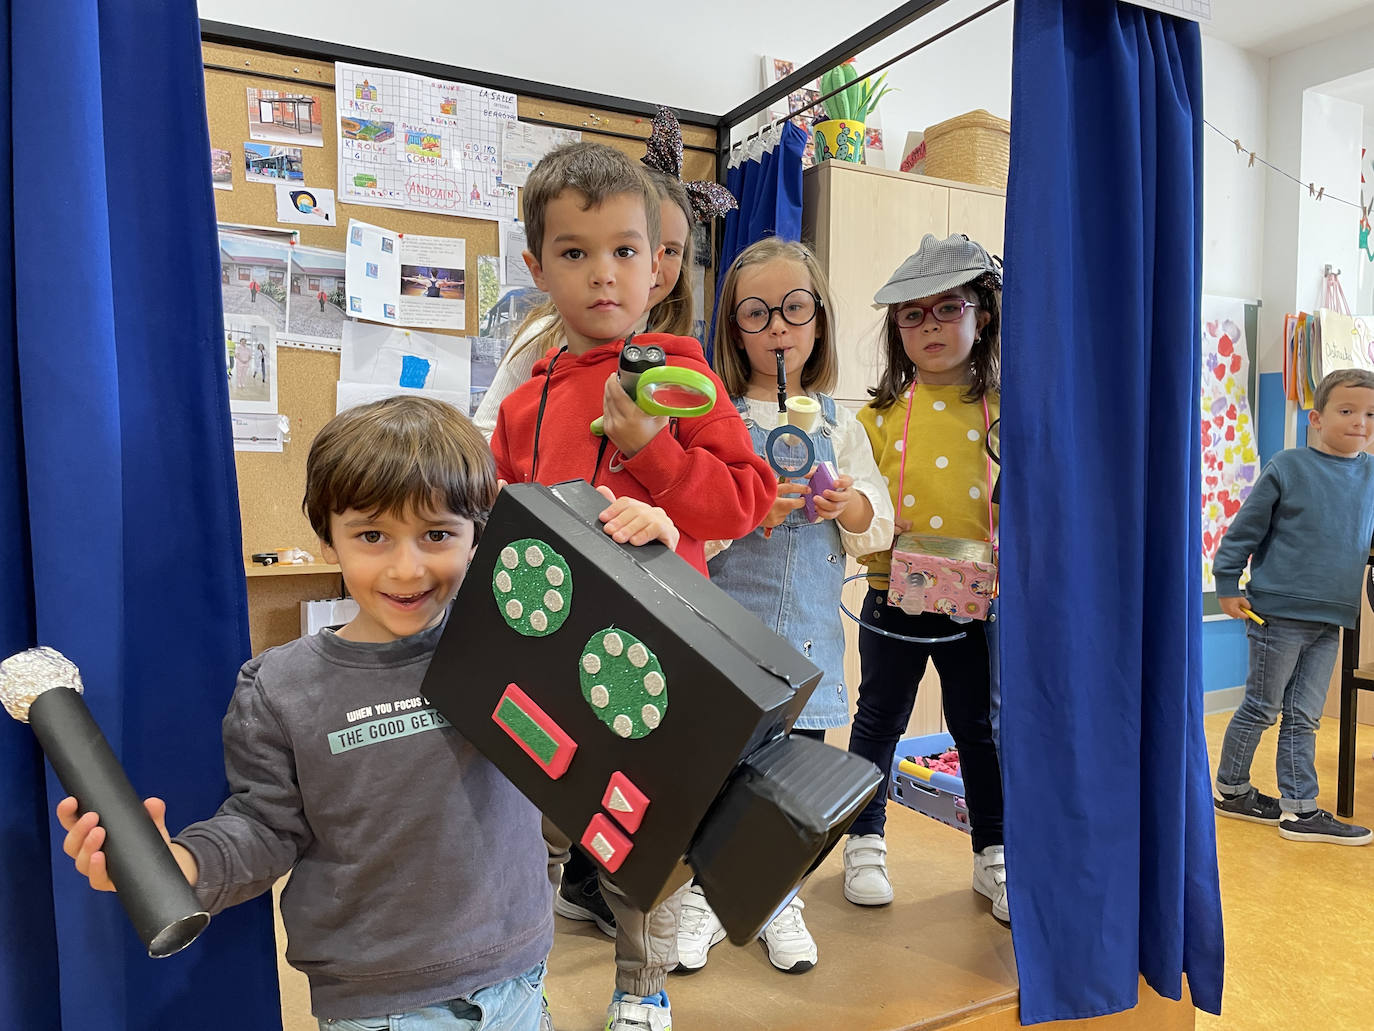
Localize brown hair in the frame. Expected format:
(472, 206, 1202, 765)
(303, 397, 497, 545)
(711, 237, 838, 397)
(642, 168, 695, 338)
(1314, 368, 1374, 412)
(510, 164, 692, 361)
(868, 272, 1002, 410)
(522, 141, 661, 268)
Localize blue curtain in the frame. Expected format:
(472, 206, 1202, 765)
(1000, 2, 1223, 1023)
(708, 121, 806, 361)
(1, 3, 281, 1028)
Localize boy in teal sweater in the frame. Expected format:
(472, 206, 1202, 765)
(1212, 368, 1374, 845)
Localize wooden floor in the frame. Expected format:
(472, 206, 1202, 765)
(1196, 712, 1374, 1031)
(274, 715, 1374, 1031)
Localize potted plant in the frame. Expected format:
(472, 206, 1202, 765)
(813, 61, 894, 163)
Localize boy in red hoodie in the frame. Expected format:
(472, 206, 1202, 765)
(491, 142, 774, 1031)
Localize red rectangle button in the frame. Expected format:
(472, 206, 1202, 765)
(492, 683, 577, 779)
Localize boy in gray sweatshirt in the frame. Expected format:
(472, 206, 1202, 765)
(55, 396, 678, 1028)
(1212, 368, 1374, 845)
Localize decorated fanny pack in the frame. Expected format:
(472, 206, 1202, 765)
(887, 388, 999, 619)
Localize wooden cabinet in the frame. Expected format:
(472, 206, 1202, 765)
(804, 161, 1005, 741)
(802, 161, 1006, 403)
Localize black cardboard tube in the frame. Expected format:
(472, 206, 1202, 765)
(30, 687, 209, 957)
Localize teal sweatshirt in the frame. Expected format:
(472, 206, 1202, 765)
(1213, 446, 1374, 628)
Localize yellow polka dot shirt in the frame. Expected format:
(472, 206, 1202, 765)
(857, 384, 999, 588)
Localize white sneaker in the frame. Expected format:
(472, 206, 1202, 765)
(674, 886, 725, 972)
(604, 992, 672, 1031)
(842, 833, 893, 905)
(759, 896, 817, 973)
(972, 844, 1010, 922)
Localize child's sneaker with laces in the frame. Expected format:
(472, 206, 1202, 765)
(972, 844, 1010, 922)
(1278, 809, 1373, 845)
(1213, 786, 1281, 825)
(842, 833, 893, 906)
(759, 896, 817, 973)
(674, 886, 725, 972)
(605, 989, 671, 1031)
(554, 868, 617, 938)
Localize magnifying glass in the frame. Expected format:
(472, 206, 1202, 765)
(590, 342, 717, 435)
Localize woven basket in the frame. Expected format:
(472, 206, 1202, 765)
(922, 109, 1010, 189)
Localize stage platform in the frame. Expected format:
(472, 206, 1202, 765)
(277, 777, 1194, 1031)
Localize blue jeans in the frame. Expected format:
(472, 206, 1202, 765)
(318, 963, 546, 1031)
(1215, 614, 1339, 814)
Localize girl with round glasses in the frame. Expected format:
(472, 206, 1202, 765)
(844, 232, 1009, 924)
(673, 238, 892, 977)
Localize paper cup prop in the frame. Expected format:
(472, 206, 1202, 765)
(764, 395, 823, 476)
(1, 647, 209, 957)
(590, 339, 716, 436)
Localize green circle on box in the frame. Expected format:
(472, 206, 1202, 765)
(492, 538, 573, 637)
(579, 628, 667, 739)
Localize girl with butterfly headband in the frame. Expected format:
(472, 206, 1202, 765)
(473, 107, 735, 441)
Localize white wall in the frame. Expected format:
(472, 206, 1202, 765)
(199, 0, 1012, 166)
(1296, 91, 1363, 314)
(1200, 37, 1270, 325)
(1261, 22, 1374, 378)
(198, 0, 915, 117)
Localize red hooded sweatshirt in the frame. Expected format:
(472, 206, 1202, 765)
(491, 333, 775, 576)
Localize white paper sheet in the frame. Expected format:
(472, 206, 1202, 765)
(398, 234, 466, 330)
(231, 413, 287, 452)
(339, 323, 471, 397)
(275, 184, 337, 226)
(344, 218, 402, 325)
(505, 222, 536, 290)
(336, 380, 469, 415)
(499, 120, 581, 187)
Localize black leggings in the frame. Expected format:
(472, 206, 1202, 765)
(847, 589, 1003, 853)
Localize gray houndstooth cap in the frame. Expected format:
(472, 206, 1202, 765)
(873, 233, 999, 305)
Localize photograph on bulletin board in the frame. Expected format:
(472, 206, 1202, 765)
(219, 230, 291, 333)
(1201, 296, 1260, 616)
(223, 313, 277, 414)
(286, 246, 348, 346)
(247, 87, 325, 148)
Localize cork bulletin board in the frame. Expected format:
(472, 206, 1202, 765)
(202, 39, 718, 650)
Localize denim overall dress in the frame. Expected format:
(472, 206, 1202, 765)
(707, 393, 849, 730)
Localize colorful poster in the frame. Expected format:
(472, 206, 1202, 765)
(1200, 296, 1259, 601)
(335, 62, 518, 222)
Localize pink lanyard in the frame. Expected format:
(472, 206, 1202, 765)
(894, 385, 995, 542)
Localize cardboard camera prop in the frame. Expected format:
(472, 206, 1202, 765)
(423, 480, 882, 943)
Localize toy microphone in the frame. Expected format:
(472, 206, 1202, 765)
(590, 339, 716, 435)
(1, 646, 210, 957)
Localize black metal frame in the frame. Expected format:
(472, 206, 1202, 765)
(710, 0, 956, 181)
(1337, 556, 1374, 817)
(200, 20, 719, 129)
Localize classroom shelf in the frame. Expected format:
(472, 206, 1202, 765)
(244, 561, 341, 578)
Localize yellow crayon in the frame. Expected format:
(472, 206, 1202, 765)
(1241, 609, 1265, 626)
